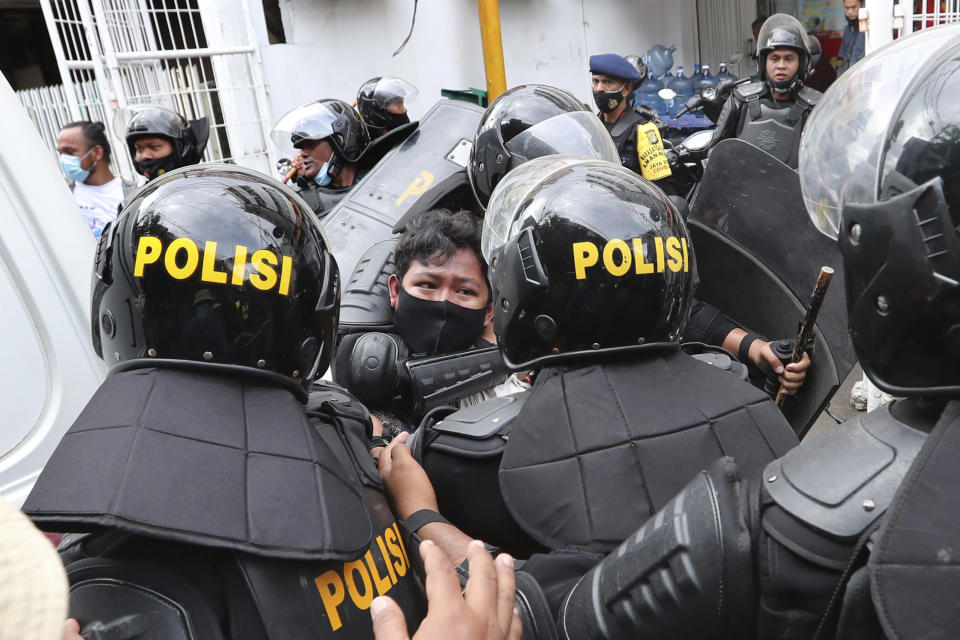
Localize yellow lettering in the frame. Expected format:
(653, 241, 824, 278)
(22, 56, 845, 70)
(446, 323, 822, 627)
(395, 170, 436, 206)
(377, 535, 398, 584)
(133, 236, 162, 277)
(231, 245, 248, 286)
(344, 559, 374, 610)
(278, 256, 293, 296)
(365, 550, 393, 596)
(654, 237, 665, 273)
(666, 236, 684, 273)
(385, 526, 407, 577)
(165, 238, 199, 280)
(602, 239, 631, 276)
(632, 238, 653, 274)
(392, 522, 411, 570)
(573, 242, 599, 280)
(682, 238, 690, 273)
(201, 241, 227, 284)
(249, 249, 278, 291)
(314, 570, 346, 631)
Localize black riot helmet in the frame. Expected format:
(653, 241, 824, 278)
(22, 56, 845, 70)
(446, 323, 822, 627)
(270, 99, 369, 164)
(800, 24, 960, 396)
(90, 164, 340, 395)
(482, 155, 695, 369)
(356, 76, 419, 133)
(756, 13, 811, 93)
(121, 104, 210, 181)
(468, 84, 620, 208)
(624, 55, 648, 80)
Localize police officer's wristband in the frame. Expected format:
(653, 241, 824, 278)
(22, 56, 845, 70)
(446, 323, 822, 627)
(402, 509, 452, 534)
(738, 332, 765, 364)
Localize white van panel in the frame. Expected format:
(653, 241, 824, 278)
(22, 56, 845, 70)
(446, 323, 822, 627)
(0, 75, 107, 506)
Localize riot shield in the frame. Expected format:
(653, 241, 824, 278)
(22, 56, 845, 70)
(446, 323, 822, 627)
(689, 138, 856, 437)
(323, 99, 484, 279)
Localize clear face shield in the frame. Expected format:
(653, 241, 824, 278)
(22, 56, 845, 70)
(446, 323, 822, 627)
(482, 155, 595, 261)
(799, 25, 960, 239)
(505, 110, 620, 169)
(270, 101, 341, 158)
(370, 77, 419, 110)
(113, 103, 187, 141)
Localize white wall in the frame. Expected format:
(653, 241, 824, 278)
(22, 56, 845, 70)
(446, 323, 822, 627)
(250, 0, 699, 127)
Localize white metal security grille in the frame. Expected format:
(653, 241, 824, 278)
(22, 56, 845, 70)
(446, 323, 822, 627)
(34, 0, 274, 181)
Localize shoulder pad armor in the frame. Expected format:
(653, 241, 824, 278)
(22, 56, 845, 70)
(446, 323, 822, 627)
(734, 81, 766, 101)
(432, 392, 527, 440)
(795, 85, 822, 109)
(417, 392, 528, 460)
(763, 403, 926, 539)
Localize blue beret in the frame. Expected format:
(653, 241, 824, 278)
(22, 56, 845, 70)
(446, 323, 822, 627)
(589, 54, 642, 83)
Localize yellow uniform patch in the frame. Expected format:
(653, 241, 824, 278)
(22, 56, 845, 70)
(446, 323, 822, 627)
(573, 237, 689, 279)
(635, 122, 673, 181)
(133, 236, 293, 296)
(313, 522, 411, 631)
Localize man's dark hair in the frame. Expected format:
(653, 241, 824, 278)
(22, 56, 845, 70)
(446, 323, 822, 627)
(394, 208, 488, 291)
(752, 15, 768, 29)
(62, 120, 112, 163)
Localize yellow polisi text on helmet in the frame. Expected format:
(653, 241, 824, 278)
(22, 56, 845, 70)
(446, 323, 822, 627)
(133, 236, 294, 296)
(573, 237, 689, 280)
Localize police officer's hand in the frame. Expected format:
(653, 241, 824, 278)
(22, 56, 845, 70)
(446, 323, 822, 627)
(378, 432, 439, 520)
(753, 341, 811, 396)
(371, 539, 522, 640)
(62, 619, 85, 640)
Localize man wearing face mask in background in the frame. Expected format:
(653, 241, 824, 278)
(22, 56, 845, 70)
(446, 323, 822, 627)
(273, 99, 369, 217)
(56, 120, 130, 237)
(123, 104, 209, 182)
(589, 54, 674, 189)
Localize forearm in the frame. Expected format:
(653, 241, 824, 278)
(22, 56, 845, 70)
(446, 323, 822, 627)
(417, 522, 474, 566)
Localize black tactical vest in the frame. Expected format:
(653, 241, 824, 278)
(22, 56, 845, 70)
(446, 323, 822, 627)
(24, 365, 425, 640)
(499, 350, 799, 553)
(733, 82, 820, 169)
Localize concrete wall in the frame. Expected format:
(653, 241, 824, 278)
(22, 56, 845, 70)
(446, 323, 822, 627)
(250, 0, 699, 127)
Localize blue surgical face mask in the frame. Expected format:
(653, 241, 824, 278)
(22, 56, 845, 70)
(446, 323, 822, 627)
(313, 160, 333, 187)
(59, 148, 96, 183)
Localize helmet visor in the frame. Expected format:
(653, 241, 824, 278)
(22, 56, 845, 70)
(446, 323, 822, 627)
(482, 155, 596, 260)
(756, 14, 809, 56)
(270, 101, 341, 155)
(799, 25, 960, 239)
(370, 77, 419, 108)
(505, 111, 620, 169)
(115, 103, 187, 141)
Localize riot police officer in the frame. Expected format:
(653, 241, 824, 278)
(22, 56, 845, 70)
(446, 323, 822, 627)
(709, 13, 821, 169)
(378, 156, 800, 614)
(589, 53, 673, 185)
(23, 166, 427, 639)
(357, 76, 419, 139)
(271, 99, 369, 217)
(558, 24, 960, 640)
(122, 104, 209, 182)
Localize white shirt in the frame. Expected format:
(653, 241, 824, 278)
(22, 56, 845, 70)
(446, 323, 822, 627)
(72, 177, 124, 238)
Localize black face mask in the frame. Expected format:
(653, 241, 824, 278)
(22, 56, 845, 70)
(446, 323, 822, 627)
(134, 153, 180, 182)
(593, 90, 624, 114)
(392, 287, 488, 356)
(384, 111, 410, 131)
